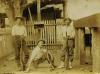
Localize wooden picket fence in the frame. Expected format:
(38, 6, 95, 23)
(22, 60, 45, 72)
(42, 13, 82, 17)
(0, 28, 14, 59)
(25, 20, 63, 50)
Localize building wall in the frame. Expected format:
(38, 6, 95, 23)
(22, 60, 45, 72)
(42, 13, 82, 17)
(92, 28, 100, 73)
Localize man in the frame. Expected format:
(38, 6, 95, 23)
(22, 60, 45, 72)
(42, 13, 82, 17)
(58, 18, 75, 69)
(12, 17, 28, 70)
(25, 40, 55, 72)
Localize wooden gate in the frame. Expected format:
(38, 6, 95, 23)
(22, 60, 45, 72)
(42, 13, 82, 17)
(25, 20, 62, 49)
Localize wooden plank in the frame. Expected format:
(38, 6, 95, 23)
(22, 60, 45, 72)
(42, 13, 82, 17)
(25, 20, 61, 49)
(78, 29, 85, 64)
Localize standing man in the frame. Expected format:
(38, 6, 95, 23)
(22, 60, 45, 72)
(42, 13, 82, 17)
(58, 18, 75, 69)
(12, 17, 28, 71)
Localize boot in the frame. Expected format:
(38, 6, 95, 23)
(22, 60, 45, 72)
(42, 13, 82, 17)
(69, 61, 72, 69)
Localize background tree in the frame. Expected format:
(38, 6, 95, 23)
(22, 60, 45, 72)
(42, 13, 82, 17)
(0, 0, 27, 26)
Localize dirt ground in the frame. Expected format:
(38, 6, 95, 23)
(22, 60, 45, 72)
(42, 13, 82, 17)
(0, 50, 93, 74)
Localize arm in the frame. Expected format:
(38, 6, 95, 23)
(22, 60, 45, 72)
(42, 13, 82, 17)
(23, 27, 27, 37)
(21, 26, 27, 39)
(62, 26, 67, 40)
(11, 26, 15, 36)
(68, 22, 75, 38)
(71, 24, 75, 38)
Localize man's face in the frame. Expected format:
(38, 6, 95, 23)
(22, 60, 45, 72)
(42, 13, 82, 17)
(16, 18, 22, 25)
(37, 41, 44, 48)
(64, 19, 71, 26)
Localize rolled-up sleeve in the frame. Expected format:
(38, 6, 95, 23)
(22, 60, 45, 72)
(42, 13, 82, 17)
(12, 26, 15, 36)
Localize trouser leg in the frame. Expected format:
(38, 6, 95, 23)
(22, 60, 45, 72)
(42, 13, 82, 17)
(21, 39, 29, 68)
(15, 47, 20, 67)
(58, 39, 67, 68)
(67, 47, 74, 69)
(67, 39, 74, 69)
(13, 37, 21, 67)
(25, 54, 33, 72)
(60, 39, 67, 62)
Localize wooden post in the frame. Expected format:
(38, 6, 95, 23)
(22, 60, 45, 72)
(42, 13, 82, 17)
(36, 0, 42, 42)
(63, 0, 68, 18)
(92, 14, 100, 73)
(78, 28, 85, 64)
(92, 28, 100, 73)
(28, 7, 34, 25)
(37, 0, 41, 21)
(75, 28, 80, 60)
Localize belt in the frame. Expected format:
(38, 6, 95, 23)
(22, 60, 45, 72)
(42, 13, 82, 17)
(67, 38, 74, 40)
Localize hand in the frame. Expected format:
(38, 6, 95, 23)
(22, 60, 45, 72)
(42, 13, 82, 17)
(67, 36, 70, 38)
(63, 37, 67, 40)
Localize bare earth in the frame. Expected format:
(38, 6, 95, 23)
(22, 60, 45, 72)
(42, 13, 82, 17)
(0, 50, 93, 74)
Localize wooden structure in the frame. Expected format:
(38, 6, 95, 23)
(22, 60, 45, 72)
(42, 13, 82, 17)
(74, 13, 100, 73)
(25, 20, 63, 50)
(22, 0, 67, 49)
(0, 0, 65, 59)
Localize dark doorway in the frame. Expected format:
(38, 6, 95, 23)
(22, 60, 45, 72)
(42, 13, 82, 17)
(84, 34, 92, 47)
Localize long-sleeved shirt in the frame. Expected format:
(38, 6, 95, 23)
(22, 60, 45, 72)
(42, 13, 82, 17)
(12, 24, 27, 37)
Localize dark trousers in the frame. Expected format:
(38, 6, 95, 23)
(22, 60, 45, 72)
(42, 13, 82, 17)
(13, 35, 29, 67)
(60, 38, 74, 62)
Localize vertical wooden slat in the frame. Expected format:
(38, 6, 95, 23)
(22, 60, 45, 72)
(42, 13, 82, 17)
(51, 25, 53, 49)
(47, 26, 49, 49)
(45, 25, 47, 49)
(25, 19, 62, 50)
(27, 25, 29, 45)
(44, 25, 46, 49)
(49, 26, 51, 49)
(42, 28, 45, 40)
(52, 26, 55, 43)
(54, 25, 57, 43)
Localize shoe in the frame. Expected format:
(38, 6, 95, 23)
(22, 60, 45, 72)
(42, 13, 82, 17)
(69, 61, 72, 69)
(24, 67, 29, 73)
(57, 61, 65, 68)
(24, 70, 29, 73)
(69, 65, 72, 69)
(17, 67, 22, 71)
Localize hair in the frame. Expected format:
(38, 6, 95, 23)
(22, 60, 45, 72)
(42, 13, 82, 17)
(37, 40, 45, 45)
(64, 18, 72, 22)
(15, 17, 24, 21)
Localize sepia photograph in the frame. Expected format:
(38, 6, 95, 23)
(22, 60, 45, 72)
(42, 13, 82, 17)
(0, 0, 100, 74)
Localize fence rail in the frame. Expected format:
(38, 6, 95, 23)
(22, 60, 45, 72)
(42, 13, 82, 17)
(25, 20, 63, 49)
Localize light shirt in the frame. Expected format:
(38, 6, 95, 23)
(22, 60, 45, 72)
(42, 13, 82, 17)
(62, 25, 67, 38)
(30, 46, 47, 61)
(12, 24, 27, 37)
(61, 22, 75, 38)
